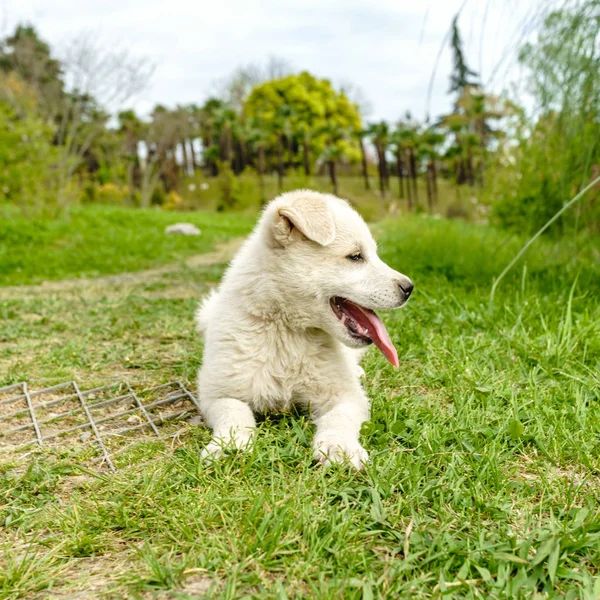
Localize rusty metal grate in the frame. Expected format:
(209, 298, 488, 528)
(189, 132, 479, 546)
(0, 380, 202, 471)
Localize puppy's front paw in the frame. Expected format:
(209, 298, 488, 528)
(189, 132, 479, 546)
(201, 430, 253, 462)
(200, 440, 225, 462)
(314, 435, 369, 470)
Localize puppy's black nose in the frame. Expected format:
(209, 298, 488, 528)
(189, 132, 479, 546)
(399, 279, 414, 298)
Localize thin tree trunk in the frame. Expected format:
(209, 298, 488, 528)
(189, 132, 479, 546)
(286, 134, 293, 168)
(467, 149, 475, 186)
(426, 163, 434, 213)
(189, 139, 198, 173)
(277, 133, 284, 191)
(221, 124, 232, 163)
(303, 136, 311, 176)
(329, 160, 338, 196)
(376, 140, 385, 199)
(405, 149, 413, 210)
(360, 138, 370, 190)
(410, 148, 419, 204)
(381, 148, 390, 190)
(455, 157, 465, 185)
(239, 140, 247, 172)
(396, 149, 404, 199)
(181, 139, 189, 176)
(258, 144, 266, 205)
(478, 116, 486, 187)
(431, 159, 438, 204)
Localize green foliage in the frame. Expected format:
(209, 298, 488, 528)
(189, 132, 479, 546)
(94, 182, 130, 205)
(488, 1, 600, 233)
(0, 75, 60, 212)
(215, 160, 239, 211)
(245, 71, 362, 163)
(0, 24, 64, 111)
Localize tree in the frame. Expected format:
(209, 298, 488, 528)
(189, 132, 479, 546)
(441, 86, 508, 189)
(197, 98, 224, 176)
(139, 105, 181, 206)
(418, 127, 445, 212)
(0, 24, 65, 120)
(317, 122, 349, 196)
(448, 15, 479, 98)
(390, 116, 420, 209)
(0, 73, 60, 213)
(1, 27, 153, 208)
(117, 109, 143, 193)
(244, 71, 362, 179)
(246, 118, 270, 203)
(354, 129, 371, 191)
(367, 121, 390, 200)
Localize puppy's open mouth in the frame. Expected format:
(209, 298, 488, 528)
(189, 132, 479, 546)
(330, 297, 399, 367)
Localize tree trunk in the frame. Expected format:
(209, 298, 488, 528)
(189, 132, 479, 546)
(239, 140, 247, 173)
(376, 140, 386, 199)
(180, 139, 189, 176)
(303, 136, 311, 176)
(277, 133, 284, 191)
(477, 116, 486, 187)
(467, 148, 475, 186)
(359, 138, 370, 190)
(190, 139, 198, 173)
(405, 149, 413, 210)
(410, 148, 419, 204)
(430, 160, 438, 207)
(221, 124, 232, 163)
(329, 159, 338, 196)
(396, 149, 404, 199)
(426, 163, 434, 213)
(286, 133, 293, 168)
(381, 148, 390, 191)
(456, 157, 465, 185)
(257, 144, 266, 205)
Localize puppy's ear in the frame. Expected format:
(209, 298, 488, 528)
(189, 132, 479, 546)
(273, 196, 336, 247)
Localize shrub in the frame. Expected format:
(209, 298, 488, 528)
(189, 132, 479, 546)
(216, 161, 239, 211)
(95, 183, 130, 205)
(164, 190, 184, 211)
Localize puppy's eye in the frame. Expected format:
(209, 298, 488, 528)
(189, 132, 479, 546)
(346, 252, 363, 262)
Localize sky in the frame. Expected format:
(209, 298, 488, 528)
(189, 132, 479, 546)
(2, 0, 545, 123)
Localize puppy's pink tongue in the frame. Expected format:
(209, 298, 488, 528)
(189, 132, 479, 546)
(345, 302, 399, 368)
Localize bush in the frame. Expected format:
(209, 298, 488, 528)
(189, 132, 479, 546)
(216, 161, 239, 211)
(164, 190, 184, 211)
(95, 183, 130, 205)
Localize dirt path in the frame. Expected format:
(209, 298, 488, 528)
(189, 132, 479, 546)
(0, 237, 244, 300)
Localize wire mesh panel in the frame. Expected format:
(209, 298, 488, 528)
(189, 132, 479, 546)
(0, 380, 202, 471)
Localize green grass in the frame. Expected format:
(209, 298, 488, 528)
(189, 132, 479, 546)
(1, 206, 599, 598)
(0, 203, 255, 286)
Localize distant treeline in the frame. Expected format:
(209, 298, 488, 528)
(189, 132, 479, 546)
(1, 2, 599, 233)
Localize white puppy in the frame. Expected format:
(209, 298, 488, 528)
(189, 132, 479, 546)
(196, 190, 413, 469)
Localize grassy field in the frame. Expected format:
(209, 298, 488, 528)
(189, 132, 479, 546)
(0, 204, 255, 286)
(1, 203, 599, 598)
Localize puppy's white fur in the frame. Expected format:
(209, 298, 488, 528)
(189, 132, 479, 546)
(196, 190, 412, 469)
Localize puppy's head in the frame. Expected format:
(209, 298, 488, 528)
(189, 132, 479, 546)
(265, 190, 413, 367)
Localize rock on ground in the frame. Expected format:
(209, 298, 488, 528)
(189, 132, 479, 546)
(165, 223, 202, 236)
